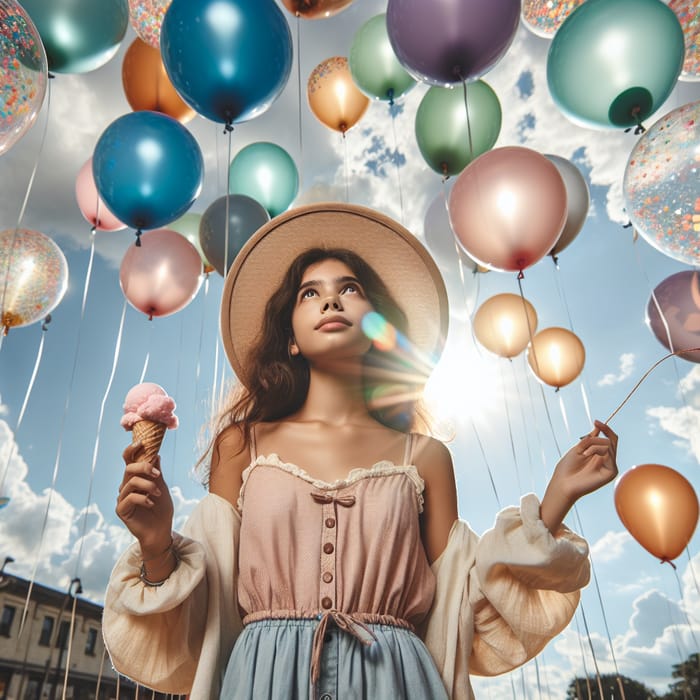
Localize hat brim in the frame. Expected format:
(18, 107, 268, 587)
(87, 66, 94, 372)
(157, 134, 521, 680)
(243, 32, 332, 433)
(220, 202, 449, 387)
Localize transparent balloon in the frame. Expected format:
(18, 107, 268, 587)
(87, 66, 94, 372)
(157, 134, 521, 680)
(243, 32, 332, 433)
(527, 327, 585, 389)
(128, 0, 172, 48)
(521, 0, 584, 39)
(0, 228, 68, 334)
(473, 293, 538, 359)
(0, 0, 48, 155)
(670, 0, 700, 82)
(646, 270, 700, 363)
(623, 100, 700, 267)
(120, 228, 203, 319)
(308, 56, 370, 133)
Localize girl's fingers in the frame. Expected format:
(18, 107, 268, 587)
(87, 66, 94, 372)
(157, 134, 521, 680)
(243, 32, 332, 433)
(118, 476, 161, 500)
(119, 459, 162, 489)
(116, 492, 155, 520)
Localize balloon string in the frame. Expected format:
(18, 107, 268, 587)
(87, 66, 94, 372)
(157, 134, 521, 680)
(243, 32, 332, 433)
(295, 16, 304, 177)
(533, 655, 544, 700)
(0, 323, 47, 497)
(224, 128, 233, 278)
(520, 354, 550, 479)
(510, 360, 536, 492)
(604, 348, 700, 426)
(499, 361, 523, 494)
(170, 311, 186, 483)
(579, 602, 606, 699)
(194, 275, 210, 399)
(343, 133, 349, 202)
(61, 592, 80, 699)
(72, 299, 127, 582)
(459, 78, 474, 161)
(389, 106, 405, 226)
(1, 75, 52, 326)
(94, 646, 107, 699)
(572, 612, 593, 700)
(686, 547, 700, 600)
(470, 417, 501, 509)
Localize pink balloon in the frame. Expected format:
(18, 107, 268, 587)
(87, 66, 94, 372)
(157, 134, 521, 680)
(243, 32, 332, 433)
(75, 158, 127, 232)
(448, 146, 567, 273)
(119, 228, 203, 319)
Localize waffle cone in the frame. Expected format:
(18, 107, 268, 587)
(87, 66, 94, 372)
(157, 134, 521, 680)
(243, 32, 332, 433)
(131, 420, 167, 461)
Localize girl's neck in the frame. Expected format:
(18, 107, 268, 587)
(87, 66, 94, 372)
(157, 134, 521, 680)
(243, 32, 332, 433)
(295, 363, 371, 426)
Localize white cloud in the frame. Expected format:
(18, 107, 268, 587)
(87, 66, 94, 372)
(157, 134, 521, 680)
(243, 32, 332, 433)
(0, 419, 197, 603)
(597, 353, 636, 387)
(647, 404, 700, 462)
(590, 530, 632, 564)
(0, 393, 7, 417)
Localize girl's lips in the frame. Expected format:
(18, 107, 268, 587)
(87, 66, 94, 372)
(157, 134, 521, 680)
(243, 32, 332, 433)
(315, 315, 351, 330)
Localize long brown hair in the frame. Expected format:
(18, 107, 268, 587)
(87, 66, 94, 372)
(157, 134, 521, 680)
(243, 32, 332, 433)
(198, 248, 430, 482)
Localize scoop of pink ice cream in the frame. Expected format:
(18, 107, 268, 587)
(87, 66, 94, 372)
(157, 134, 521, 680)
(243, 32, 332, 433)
(120, 382, 178, 430)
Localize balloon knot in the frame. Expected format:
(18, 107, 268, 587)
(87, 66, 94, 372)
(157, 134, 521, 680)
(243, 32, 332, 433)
(90, 225, 96, 235)
(660, 558, 677, 569)
(551, 253, 559, 267)
(48, 72, 55, 80)
(135, 230, 142, 247)
(41, 314, 52, 331)
(622, 220, 632, 228)
(148, 309, 155, 321)
(517, 269, 525, 280)
(223, 122, 234, 134)
(387, 88, 395, 106)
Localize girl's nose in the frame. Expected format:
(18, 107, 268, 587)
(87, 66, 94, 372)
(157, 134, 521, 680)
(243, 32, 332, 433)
(321, 296, 342, 312)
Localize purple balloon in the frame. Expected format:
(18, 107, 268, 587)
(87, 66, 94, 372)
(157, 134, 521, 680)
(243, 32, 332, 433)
(646, 270, 700, 363)
(386, 0, 520, 86)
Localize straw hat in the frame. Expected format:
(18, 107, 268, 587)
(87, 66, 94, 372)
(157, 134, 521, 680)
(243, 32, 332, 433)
(220, 202, 449, 387)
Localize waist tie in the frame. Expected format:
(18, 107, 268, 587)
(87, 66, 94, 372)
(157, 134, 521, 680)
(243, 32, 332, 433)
(242, 609, 415, 686)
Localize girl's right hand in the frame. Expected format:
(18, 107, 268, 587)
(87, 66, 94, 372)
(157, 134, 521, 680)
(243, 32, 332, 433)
(116, 441, 174, 557)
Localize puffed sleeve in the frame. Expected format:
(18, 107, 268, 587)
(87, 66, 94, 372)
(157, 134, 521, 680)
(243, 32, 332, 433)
(422, 494, 590, 700)
(102, 493, 242, 699)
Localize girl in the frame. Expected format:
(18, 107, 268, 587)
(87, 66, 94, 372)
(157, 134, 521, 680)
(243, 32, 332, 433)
(104, 203, 618, 700)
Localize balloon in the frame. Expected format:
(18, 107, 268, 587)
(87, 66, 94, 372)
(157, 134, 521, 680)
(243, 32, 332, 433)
(161, 0, 292, 126)
(615, 463, 699, 563)
(0, 228, 68, 334)
(521, 0, 585, 39)
(623, 100, 700, 267)
(119, 228, 203, 319)
(21, 0, 128, 74)
(415, 81, 501, 177)
(547, 0, 684, 130)
(386, 0, 520, 86)
(199, 194, 270, 276)
(122, 37, 195, 124)
(0, 1, 47, 155)
(75, 158, 127, 232)
(93, 111, 204, 237)
(228, 142, 299, 218)
(473, 293, 538, 359)
(128, 0, 171, 48)
(168, 212, 214, 274)
(280, 0, 354, 19)
(544, 154, 590, 258)
(646, 270, 700, 363)
(308, 57, 370, 133)
(527, 327, 585, 389)
(448, 147, 567, 273)
(349, 14, 416, 103)
(670, 0, 700, 82)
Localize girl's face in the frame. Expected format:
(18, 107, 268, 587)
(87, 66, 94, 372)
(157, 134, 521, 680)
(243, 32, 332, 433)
(290, 258, 374, 363)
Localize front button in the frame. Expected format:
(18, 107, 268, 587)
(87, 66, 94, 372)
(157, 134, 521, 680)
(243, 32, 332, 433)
(322, 571, 333, 583)
(325, 517, 336, 528)
(321, 596, 333, 609)
(323, 542, 334, 554)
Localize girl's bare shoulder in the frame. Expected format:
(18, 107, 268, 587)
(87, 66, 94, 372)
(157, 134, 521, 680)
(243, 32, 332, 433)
(208, 424, 251, 505)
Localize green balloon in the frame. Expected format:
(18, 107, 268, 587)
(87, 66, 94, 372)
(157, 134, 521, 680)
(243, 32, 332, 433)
(21, 0, 128, 74)
(349, 13, 416, 102)
(414, 81, 502, 177)
(169, 212, 214, 273)
(228, 142, 299, 218)
(547, 0, 684, 130)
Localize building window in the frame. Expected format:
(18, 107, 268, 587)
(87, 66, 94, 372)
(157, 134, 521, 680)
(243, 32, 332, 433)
(38, 615, 54, 646)
(57, 619, 70, 649)
(0, 605, 15, 636)
(85, 627, 98, 656)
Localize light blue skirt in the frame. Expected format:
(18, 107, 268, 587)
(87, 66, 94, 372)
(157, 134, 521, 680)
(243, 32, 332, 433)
(220, 618, 449, 700)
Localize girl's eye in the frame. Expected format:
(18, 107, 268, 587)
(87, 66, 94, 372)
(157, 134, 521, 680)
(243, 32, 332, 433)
(300, 288, 317, 299)
(342, 284, 360, 294)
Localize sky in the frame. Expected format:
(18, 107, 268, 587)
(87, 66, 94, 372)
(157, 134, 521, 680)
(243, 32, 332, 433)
(0, 1, 699, 697)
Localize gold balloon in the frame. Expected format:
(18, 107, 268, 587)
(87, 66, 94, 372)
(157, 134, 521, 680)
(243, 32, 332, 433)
(473, 293, 537, 358)
(527, 326, 585, 388)
(615, 464, 699, 563)
(281, 0, 354, 19)
(307, 56, 370, 133)
(121, 37, 196, 124)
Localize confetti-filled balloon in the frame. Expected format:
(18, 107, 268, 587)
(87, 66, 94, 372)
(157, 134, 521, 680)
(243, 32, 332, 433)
(0, 0, 47, 155)
(646, 270, 700, 363)
(0, 228, 68, 334)
(521, 0, 585, 39)
(670, 0, 700, 82)
(128, 0, 172, 48)
(623, 100, 700, 267)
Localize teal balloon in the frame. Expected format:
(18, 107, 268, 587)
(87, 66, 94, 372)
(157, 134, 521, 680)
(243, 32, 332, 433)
(349, 13, 416, 102)
(228, 142, 299, 217)
(415, 81, 501, 176)
(199, 194, 270, 276)
(547, 0, 684, 130)
(21, 0, 128, 74)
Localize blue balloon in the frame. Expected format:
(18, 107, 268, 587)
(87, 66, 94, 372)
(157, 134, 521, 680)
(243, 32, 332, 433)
(161, 0, 293, 126)
(93, 111, 204, 235)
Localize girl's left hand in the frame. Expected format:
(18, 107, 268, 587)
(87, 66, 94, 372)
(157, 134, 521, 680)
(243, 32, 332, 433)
(540, 420, 619, 532)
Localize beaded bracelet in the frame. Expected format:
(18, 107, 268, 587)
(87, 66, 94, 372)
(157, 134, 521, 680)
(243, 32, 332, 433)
(139, 540, 179, 587)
